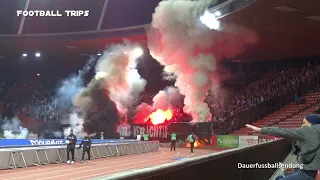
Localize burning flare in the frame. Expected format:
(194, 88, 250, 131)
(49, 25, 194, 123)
(186, 139, 209, 148)
(149, 109, 173, 125)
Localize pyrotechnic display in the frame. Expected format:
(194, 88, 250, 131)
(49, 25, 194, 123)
(149, 109, 173, 125)
(0, 0, 258, 140)
(3, 0, 319, 178)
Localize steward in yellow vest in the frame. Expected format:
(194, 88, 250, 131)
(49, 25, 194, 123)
(189, 132, 195, 153)
(171, 132, 177, 151)
(143, 134, 149, 141)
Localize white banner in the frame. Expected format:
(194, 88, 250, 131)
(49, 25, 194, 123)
(146, 125, 168, 139)
(132, 125, 168, 139)
(239, 136, 258, 148)
(118, 124, 169, 139)
(117, 125, 131, 137)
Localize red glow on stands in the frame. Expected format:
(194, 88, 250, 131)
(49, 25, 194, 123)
(149, 109, 173, 125)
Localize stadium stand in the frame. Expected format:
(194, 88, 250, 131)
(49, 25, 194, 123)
(208, 64, 319, 123)
(211, 61, 320, 134)
(1, 62, 319, 137)
(0, 0, 320, 178)
(231, 92, 320, 135)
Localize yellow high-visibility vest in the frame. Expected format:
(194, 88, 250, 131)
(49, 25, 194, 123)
(189, 135, 194, 143)
(143, 134, 149, 141)
(171, 133, 177, 141)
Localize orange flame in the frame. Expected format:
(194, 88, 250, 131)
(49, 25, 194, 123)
(185, 139, 208, 148)
(149, 109, 173, 125)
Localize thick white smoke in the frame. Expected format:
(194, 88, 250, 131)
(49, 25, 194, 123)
(153, 86, 183, 110)
(147, 0, 258, 122)
(1, 117, 28, 139)
(63, 113, 84, 139)
(52, 131, 63, 138)
(147, 0, 218, 122)
(71, 42, 146, 137)
(94, 42, 147, 121)
(53, 75, 85, 108)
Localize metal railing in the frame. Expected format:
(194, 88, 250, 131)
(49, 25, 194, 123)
(0, 141, 160, 170)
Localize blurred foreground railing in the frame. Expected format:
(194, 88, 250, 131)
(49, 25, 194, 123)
(94, 139, 291, 180)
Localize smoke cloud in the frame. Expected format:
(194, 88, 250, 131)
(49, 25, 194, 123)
(51, 57, 97, 138)
(95, 42, 147, 120)
(52, 131, 63, 138)
(73, 77, 120, 138)
(134, 86, 183, 124)
(54, 56, 96, 109)
(153, 86, 184, 110)
(63, 113, 84, 138)
(147, 0, 258, 122)
(1, 117, 28, 139)
(74, 42, 146, 137)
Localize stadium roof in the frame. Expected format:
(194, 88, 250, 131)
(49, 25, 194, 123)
(0, 0, 319, 61)
(231, 0, 320, 61)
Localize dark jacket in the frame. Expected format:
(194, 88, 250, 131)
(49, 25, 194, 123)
(66, 134, 77, 149)
(80, 137, 92, 150)
(262, 125, 320, 171)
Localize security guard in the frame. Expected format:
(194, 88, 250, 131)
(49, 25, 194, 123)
(189, 132, 195, 153)
(79, 132, 92, 163)
(171, 132, 177, 151)
(100, 132, 104, 140)
(143, 133, 149, 141)
(66, 129, 77, 164)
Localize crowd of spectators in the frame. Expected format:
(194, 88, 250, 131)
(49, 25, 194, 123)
(0, 79, 70, 137)
(0, 79, 56, 116)
(22, 85, 55, 118)
(207, 64, 319, 122)
(0, 61, 319, 127)
(0, 79, 39, 117)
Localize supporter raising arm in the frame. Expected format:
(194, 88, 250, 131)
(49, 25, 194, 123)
(245, 124, 306, 140)
(245, 114, 320, 180)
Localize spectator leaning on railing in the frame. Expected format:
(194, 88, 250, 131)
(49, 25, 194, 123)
(245, 114, 320, 180)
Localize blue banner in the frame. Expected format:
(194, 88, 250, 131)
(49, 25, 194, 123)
(0, 139, 139, 147)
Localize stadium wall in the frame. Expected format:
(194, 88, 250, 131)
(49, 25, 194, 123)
(94, 139, 292, 180)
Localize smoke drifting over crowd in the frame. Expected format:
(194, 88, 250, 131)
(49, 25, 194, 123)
(0, 42, 145, 139)
(1, 116, 28, 139)
(94, 43, 146, 119)
(145, 0, 258, 122)
(73, 42, 146, 137)
(0, 0, 259, 139)
(63, 113, 84, 138)
(47, 57, 97, 138)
